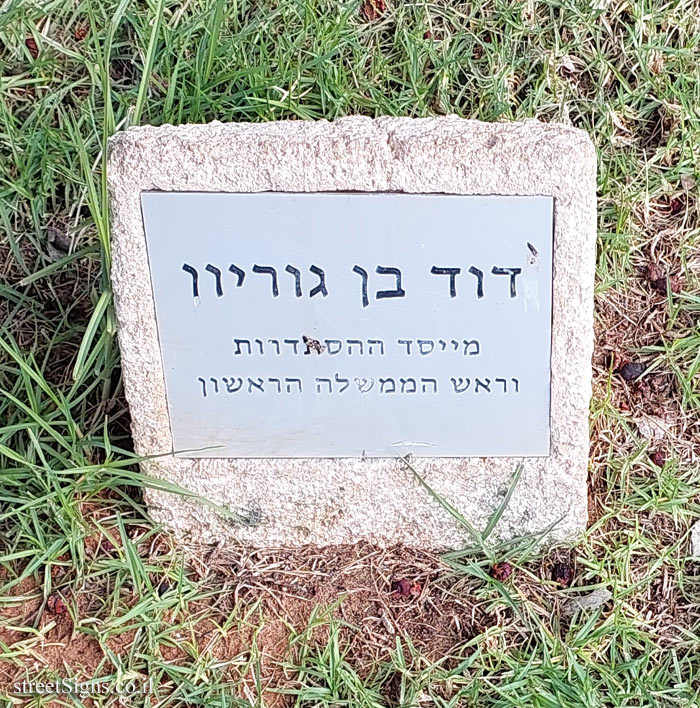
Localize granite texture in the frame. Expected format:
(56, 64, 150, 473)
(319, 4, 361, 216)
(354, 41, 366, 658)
(107, 116, 596, 548)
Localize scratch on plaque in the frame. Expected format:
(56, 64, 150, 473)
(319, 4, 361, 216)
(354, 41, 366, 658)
(389, 440, 434, 447)
(523, 242, 542, 314)
(522, 277, 540, 314)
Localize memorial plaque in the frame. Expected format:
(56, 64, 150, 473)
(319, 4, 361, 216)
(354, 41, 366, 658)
(142, 192, 553, 458)
(109, 117, 596, 548)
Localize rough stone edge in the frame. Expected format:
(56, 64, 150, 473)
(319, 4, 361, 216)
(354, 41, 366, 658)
(107, 116, 596, 549)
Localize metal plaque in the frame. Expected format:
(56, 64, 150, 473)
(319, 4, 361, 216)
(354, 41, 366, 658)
(141, 192, 553, 458)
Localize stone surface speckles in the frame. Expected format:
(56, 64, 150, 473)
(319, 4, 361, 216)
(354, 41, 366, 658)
(108, 117, 596, 548)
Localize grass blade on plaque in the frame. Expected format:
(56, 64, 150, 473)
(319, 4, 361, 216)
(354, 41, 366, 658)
(68, 456, 259, 527)
(469, 514, 566, 569)
(122, 470, 258, 526)
(399, 456, 557, 626)
(481, 462, 524, 541)
(400, 456, 531, 563)
(1, 437, 253, 528)
(398, 455, 486, 553)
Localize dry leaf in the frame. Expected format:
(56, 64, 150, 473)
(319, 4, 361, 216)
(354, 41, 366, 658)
(562, 587, 612, 616)
(690, 522, 700, 558)
(634, 414, 668, 442)
(648, 50, 664, 75)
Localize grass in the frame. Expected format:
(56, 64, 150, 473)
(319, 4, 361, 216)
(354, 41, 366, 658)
(1, 0, 699, 705)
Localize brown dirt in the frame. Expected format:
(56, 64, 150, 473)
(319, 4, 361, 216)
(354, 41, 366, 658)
(225, 543, 483, 662)
(0, 576, 104, 690)
(1, 527, 697, 705)
(0, 542, 489, 703)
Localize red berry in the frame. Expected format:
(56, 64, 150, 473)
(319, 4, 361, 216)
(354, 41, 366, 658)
(25, 37, 38, 59)
(551, 562, 574, 587)
(47, 594, 67, 615)
(650, 450, 667, 467)
(491, 562, 512, 582)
